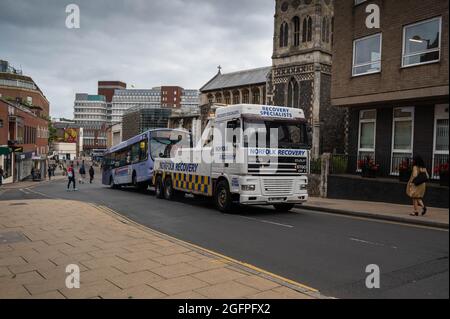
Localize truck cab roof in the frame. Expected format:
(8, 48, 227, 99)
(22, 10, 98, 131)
(214, 104, 305, 123)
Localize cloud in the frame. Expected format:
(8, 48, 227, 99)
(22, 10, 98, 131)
(0, 0, 274, 119)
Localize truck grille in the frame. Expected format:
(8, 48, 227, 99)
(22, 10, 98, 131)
(262, 179, 294, 196)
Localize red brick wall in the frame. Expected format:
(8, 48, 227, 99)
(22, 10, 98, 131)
(161, 86, 182, 108)
(0, 101, 8, 145)
(331, 0, 449, 104)
(2, 100, 49, 154)
(0, 87, 50, 117)
(98, 81, 127, 103)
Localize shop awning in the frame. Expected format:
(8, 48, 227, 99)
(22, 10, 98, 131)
(0, 146, 11, 156)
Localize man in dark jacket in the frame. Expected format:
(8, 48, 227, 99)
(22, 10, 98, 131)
(89, 166, 95, 184)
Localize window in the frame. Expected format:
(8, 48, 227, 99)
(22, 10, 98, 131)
(353, 33, 382, 76)
(403, 17, 441, 68)
(293, 16, 301, 47)
(432, 104, 449, 179)
(287, 79, 299, 109)
(391, 107, 414, 175)
(322, 17, 330, 43)
(280, 22, 289, 47)
(302, 16, 312, 43)
(358, 110, 377, 162)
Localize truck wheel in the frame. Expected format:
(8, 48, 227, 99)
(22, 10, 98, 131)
(164, 177, 176, 200)
(273, 203, 295, 212)
(155, 176, 164, 199)
(215, 180, 233, 213)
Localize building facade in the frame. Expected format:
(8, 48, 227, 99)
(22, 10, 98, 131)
(112, 87, 199, 124)
(0, 60, 50, 118)
(269, 0, 342, 157)
(106, 122, 123, 149)
(199, 0, 343, 157)
(0, 98, 49, 183)
(122, 107, 172, 141)
(52, 120, 84, 159)
(200, 67, 270, 106)
(98, 81, 127, 123)
(73, 93, 108, 153)
(111, 89, 162, 124)
(331, 0, 449, 180)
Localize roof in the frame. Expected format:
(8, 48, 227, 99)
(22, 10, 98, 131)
(200, 66, 271, 92)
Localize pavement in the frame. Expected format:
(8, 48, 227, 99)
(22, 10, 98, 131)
(301, 197, 449, 230)
(0, 199, 322, 299)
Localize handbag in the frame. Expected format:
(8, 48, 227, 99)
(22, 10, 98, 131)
(413, 172, 428, 186)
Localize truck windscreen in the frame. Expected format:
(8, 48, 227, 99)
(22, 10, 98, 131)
(244, 120, 308, 149)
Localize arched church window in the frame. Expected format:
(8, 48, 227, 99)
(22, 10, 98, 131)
(280, 22, 289, 48)
(293, 16, 300, 47)
(322, 17, 330, 43)
(302, 18, 308, 43)
(307, 16, 313, 42)
(287, 79, 300, 109)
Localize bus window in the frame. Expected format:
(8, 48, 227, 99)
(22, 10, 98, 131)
(131, 143, 140, 164)
(139, 140, 148, 162)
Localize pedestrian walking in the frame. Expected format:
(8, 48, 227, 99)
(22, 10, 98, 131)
(79, 161, 86, 184)
(67, 164, 77, 191)
(0, 166, 4, 187)
(407, 155, 429, 217)
(48, 165, 52, 181)
(89, 165, 95, 184)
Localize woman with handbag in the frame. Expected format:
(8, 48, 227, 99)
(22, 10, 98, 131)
(406, 156, 429, 216)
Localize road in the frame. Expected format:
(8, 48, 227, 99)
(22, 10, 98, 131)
(1, 175, 448, 299)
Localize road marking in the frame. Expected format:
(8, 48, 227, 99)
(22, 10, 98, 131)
(237, 215, 294, 228)
(95, 204, 319, 295)
(349, 237, 398, 249)
(24, 188, 54, 199)
(19, 188, 30, 195)
(293, 208, 449, 232)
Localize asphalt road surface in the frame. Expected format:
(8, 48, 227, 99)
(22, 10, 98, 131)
(1, 175, 448, 299)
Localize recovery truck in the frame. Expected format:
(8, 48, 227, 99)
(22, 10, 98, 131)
(152, 104, 311, 213)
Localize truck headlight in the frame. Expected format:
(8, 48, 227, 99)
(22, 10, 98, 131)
(242, 184, 256, 192)
(300, 184, 308, 190)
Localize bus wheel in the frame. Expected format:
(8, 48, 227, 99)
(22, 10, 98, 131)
(273, 203, 295, 212)
(215, 180, 233, 213)
(155, 176, 164, 199)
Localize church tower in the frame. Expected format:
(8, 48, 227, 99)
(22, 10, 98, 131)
(269, 0, 344, 158)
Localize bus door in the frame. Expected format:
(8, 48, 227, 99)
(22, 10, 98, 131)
(102, 154, 112, 186)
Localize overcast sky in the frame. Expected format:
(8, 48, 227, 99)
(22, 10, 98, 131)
(0, 0, 275, 119)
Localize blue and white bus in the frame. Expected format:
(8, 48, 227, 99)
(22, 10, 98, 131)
(101, 129, 191, 189)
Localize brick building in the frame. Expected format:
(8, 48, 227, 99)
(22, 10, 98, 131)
(98, 81, 127, 123)
(331, 0, 449, 178)
(327, 0, 448, 208)
(0, 60, 50, 117)
(0, 98, 49, 183)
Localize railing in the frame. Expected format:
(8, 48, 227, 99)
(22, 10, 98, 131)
(432, 154, 449, 180)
